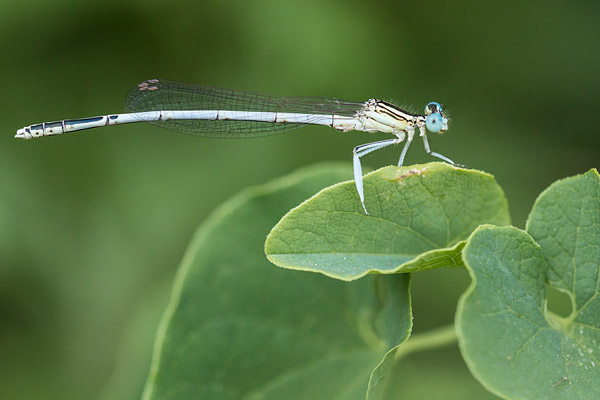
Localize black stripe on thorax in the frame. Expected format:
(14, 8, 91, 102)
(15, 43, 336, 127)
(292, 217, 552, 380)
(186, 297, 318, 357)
(375, 100, 416, 120)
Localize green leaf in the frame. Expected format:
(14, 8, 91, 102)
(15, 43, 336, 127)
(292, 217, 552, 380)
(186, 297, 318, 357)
(526, 169, 600, 317)
(142, 163, 412, 400)
(457, 219, 600, 397)
(265, 162, 510, 281)
(527, 169, 600, 395)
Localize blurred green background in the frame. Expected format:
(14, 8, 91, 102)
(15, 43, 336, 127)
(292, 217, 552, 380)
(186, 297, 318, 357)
(1, 0, 598, 399)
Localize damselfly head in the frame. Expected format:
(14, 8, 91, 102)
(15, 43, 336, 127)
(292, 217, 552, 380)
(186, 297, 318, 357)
(424, 102, 448, 134)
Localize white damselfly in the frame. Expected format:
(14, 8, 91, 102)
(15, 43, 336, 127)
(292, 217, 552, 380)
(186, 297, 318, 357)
(16, 79, 459, 214)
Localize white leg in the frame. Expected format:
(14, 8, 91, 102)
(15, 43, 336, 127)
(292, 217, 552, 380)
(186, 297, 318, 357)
(398, 127, 414, 166)
(421, 132, 463, 166)
(353, 138, 403, 214)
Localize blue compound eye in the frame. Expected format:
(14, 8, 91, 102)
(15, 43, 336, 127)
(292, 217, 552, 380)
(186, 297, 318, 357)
(425, 102, 442, 115)
(426, 112, 444, 133)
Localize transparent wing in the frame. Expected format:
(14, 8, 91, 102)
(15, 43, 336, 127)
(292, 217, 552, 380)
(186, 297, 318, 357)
(125, 79, 366, 138)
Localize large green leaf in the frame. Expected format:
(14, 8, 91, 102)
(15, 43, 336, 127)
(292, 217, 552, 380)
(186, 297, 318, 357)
(457, 171, 600, 400)
(265, 162, 509, 281)
(142, 163, 412, 400)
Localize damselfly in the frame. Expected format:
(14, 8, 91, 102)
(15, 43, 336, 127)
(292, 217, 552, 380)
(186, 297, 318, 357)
(16, 79, 459, 214)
